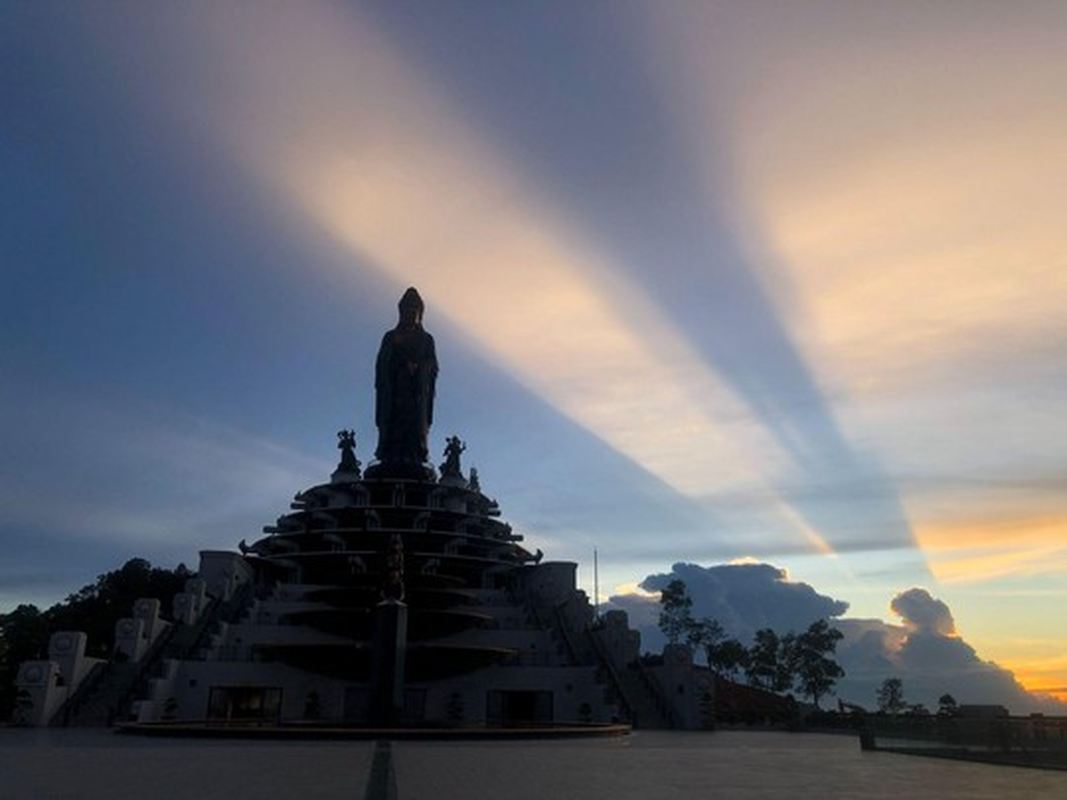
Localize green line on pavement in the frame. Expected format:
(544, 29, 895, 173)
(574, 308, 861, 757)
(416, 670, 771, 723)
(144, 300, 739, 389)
(363, 740, 398, 800)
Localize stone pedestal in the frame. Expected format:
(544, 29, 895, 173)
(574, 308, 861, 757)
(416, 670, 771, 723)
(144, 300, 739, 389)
(369, 599, 408, 727)
(364, 461, 436, 481)
(133, 598, 165, 642)
(14, 661, 66, 726)
(48, 631, 97, 689)
(114, 617, 147, 662)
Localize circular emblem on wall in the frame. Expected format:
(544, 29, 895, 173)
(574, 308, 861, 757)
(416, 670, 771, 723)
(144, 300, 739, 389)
(22, 664, 44, 684)
(53, 633, 74, 652)
(119, 620, 136, 637)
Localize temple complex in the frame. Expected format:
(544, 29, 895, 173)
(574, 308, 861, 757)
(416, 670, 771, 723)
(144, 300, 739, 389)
(15, 289, 684, 731)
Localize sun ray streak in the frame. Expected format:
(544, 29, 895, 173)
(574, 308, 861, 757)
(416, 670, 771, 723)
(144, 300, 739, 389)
(163, 4, 851, 557)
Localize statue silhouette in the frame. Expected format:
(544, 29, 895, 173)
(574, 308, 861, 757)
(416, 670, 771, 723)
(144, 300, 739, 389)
(374, 288, 438, 465)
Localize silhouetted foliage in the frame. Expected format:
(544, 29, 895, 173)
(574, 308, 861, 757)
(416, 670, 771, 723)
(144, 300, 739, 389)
(877, 677, 906, 714)
(657, 579, 693, 646)
(686, 616, 724, 658)
(649, 584, 845, 710)
(707, 637, 748, 680)
(741, 621, 844, 705)
(0, 558, 191, 719)
(776, 632, 800, 693)
(0, 605, 48, 720)
(685, 617, 754, 682)
(792, 619, 844, 708)
(45, 558, 191, 657)
(746, 629, 788, 690)
(938, 693, 959, 718)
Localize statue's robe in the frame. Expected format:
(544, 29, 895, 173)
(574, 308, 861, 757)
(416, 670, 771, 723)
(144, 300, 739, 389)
(374, 325, 437, 464)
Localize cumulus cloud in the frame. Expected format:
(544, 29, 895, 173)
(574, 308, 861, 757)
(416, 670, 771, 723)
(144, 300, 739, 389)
(889, 587, 956, 636)
(611, 562, 1066, 714)
(608, 561, 848, 653)
(835, 589, 1064, 714)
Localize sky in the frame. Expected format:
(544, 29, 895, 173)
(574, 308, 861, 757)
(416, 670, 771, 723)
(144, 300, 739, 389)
(3, 2, 1066, 711)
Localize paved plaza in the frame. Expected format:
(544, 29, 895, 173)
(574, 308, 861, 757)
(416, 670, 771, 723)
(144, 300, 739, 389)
(3, 729, 1067, 799)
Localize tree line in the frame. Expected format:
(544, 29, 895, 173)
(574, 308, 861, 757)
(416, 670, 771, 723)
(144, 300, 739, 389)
(876, 676, 961, 717)
(657, 578, 845, 708)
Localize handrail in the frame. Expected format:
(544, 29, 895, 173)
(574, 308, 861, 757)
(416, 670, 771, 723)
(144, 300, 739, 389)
(49, 660, 108, 727)
(630, 657, 682, 729)
(584, 627, 634, 721)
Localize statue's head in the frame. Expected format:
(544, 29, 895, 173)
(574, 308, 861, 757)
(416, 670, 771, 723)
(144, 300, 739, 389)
(398, 287, 424, 326)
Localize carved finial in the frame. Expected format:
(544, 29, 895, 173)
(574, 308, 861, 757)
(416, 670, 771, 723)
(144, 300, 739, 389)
(468, 466, 480, 492)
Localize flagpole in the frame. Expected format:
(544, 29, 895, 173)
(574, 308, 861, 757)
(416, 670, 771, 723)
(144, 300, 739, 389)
(593, 547, 599, 621)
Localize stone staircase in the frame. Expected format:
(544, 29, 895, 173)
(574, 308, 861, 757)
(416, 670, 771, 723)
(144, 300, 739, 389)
(524, 590, 677, 729)
(583, 626, 677, 729)
(55, 595, 226, 727)
(618, 659, 678, 729)
(56, 661, 141, 727)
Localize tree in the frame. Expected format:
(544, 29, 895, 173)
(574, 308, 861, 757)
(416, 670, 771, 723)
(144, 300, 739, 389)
(792, 620, 845, 708)
(708, 638, 748, 680)
(658, 579, 693, 646)
(937, 693, 959, 718)
(0, 604, 49, 720)
(877, 677, 906, 715)
(746, 629, 782, 690)
(45, 558, 190, 656)
(687, 617, 725, 661)
(775, 632, 799, 693)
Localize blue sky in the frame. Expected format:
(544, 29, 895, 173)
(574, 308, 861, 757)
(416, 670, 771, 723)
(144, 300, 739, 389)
(3, 2, 1067, 706)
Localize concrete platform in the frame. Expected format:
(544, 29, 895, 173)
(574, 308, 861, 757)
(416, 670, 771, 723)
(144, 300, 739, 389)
(4, 729, 1067, 799)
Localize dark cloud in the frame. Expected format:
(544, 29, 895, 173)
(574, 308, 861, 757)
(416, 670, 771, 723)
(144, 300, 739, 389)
(890, 587, 956, 636)
(833, 619, 900, 678)
(611, 563, 1066, 714)
(608, 561, 849, 653)
(835, 617, 1062, 714)
(849, 588, 1063, 713)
